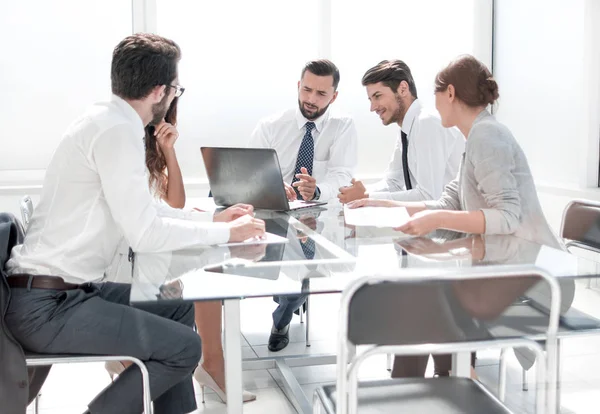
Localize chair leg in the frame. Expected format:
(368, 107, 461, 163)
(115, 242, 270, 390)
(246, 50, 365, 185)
(498, 348, 507, 400)
(587, 278, 592, 289)
(305, 296, 311, 347)
(522, 367, 529, 391)
(34, 393, 40, 414)
(557, 339, 562, 410)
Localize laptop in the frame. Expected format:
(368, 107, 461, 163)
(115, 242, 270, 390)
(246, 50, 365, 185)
(201, 147, 327, 211)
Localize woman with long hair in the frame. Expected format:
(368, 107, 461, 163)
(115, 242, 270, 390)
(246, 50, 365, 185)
(107, 98, 256, 403)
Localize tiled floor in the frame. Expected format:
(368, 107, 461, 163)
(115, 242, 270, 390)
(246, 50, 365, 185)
(27, 280, 600, 413)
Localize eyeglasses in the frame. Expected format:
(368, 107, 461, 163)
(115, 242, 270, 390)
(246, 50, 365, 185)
(166, 84, 185, 98)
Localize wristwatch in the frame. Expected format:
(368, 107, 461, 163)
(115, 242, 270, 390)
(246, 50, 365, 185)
(313, 186, 321, 200)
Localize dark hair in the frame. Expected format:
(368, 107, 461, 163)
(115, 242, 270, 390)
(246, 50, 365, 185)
(301, 59, 340, 90)
(144, 98, 178, 198)
(361, 60, 418, 98)
(435, 55, 499, 107)
(111, 33, 181, 100)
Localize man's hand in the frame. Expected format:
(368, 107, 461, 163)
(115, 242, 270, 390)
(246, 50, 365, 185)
(284, 182, 297, 201)
(214, 204, 254, 223)
(395, 210, 443, 236)
(293, 167, 317, 201)
(228, 215, 266, 242)
(155, 121, 179, 151)
(338, 179, 367, 204)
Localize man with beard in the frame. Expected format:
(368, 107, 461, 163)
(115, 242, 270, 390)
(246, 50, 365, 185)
(338, 59, 464, 204)
(4, 34, 265, 413)
(249, 59, 357, 351)
(249, 59, 358, 204)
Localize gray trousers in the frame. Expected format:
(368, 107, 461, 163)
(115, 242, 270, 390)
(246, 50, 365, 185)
(5, 282, 201, 414)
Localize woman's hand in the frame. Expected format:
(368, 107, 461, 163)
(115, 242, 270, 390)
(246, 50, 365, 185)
(155, 121, 179, 151)
(346, 198, 398, 209)
(395, 210, 444, 236)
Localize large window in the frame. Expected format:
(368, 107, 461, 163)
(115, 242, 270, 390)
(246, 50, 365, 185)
(0, 0, 131, 171)
(156, 0, 320, 180)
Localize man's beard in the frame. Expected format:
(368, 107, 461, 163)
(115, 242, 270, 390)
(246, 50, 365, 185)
(298, 100, 330, 120)
(385, 93, 406, 126)
(150, 93, 170, 126)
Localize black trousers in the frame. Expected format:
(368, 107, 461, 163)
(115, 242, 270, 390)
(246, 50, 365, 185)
(392, 353, 477, 378)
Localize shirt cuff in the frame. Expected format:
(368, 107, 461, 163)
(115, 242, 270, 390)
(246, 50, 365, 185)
(189, 210, 215, 223)
(201, 222, 231, 245)
(480, 208, 503, 235)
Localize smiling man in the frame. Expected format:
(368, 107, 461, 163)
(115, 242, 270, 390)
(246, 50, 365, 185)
(338, 59, 464, 204)
(249, 59, 357, 351)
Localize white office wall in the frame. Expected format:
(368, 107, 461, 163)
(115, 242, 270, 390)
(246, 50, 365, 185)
(0, 0, 132, 176)
(493, 0, 600, 189)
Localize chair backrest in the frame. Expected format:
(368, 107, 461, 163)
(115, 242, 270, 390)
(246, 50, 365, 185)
(344, 269, 557, 347)
(336, 267, 560, 414)
(19, 196, 33, 229)
(560, 199, 600, 252)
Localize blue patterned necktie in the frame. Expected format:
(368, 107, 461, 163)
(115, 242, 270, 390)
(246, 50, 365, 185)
(291, 121, 316, 200)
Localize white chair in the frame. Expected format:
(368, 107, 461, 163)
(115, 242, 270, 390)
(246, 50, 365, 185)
(313, 267, 560, 414)
(502, 199, 600, 394)
(20, 195, 33, 229)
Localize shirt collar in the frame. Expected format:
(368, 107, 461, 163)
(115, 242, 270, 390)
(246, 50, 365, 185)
(295, 105, 330, 133)
(111, 94, 146, 135)
(400, 98, 422, 137)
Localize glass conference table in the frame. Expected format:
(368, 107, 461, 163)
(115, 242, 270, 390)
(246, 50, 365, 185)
(130, 201, 600, 414)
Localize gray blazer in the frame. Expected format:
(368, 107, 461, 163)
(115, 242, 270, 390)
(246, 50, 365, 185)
(0, 213, 49, 414)
(425, 110, 562, 249)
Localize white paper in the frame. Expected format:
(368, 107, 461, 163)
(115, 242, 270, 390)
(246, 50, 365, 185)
(343, 206, 410, 228)
(217, 232, 289, 247)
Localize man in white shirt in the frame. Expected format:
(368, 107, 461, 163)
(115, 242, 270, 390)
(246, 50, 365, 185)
(338, 59, 464, 203)
(249, 59, 358, 203)
(4, 34, 265, 414)
(248, 60, 357, 351)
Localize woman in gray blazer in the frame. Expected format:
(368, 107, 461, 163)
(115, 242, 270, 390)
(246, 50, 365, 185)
(349, 54, 571, 378)
(350, 54, 560, 248)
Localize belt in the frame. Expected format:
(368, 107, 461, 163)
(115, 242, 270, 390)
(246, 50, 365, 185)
(7, 274, 81, 290)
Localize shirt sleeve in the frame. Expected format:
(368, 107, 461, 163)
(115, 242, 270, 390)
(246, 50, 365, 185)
(424, 178, 462, 211)
(91, 124, 230, 252)
(468, 123, 521, 235)
(248, 120, 270, 148)
(317, 118, 358, 201)
(153, 202, 214, 222)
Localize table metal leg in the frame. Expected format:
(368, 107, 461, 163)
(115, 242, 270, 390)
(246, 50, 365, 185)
(276, 359, 312, 414)
(224, 299, 243, 414)
(451, 352, 471, 377)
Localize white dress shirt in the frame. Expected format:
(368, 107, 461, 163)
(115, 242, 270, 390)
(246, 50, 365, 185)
(249, 107, 358, 202)
(368, 99, 465, 201)
(7, 95, 230, 284)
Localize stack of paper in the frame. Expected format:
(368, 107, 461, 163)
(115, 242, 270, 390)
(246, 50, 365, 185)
(343, 206, 410, 228)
